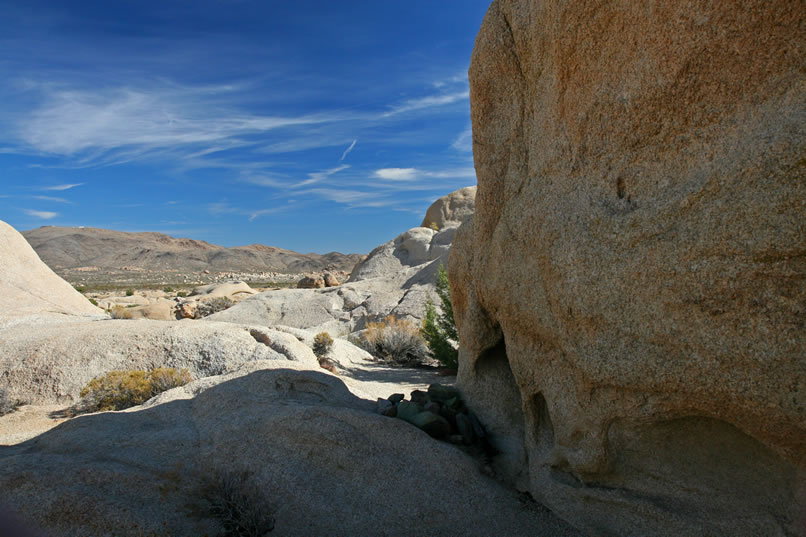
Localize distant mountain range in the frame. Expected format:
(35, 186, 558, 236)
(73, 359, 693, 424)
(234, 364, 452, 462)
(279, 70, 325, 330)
(22, 226, 364, 274)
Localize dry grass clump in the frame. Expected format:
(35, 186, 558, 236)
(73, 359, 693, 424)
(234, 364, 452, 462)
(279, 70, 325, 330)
(355, 315, 428, 366)
(201, 469, 275, 536)
(109, 305, 135, 319)
(78, 367, 192, 413)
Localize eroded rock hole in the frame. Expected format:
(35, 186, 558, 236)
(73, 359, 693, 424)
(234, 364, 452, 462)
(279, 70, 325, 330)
(474, 338, 529, 486)
(529, 393, 555, 459)
(616, 177, 626, 199)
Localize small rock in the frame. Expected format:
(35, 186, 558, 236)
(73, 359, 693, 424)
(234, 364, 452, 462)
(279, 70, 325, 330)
(175, 302, 197, 319)
(427, 383, 460, 403)
(409, 411, 451, 439)
(424, 401, 441, 415)
(388, 393, 405, 405)
(376, 398, 393, 415)
(468, 411, 486, 438)
(396, 400, 422, 423)
(456, 413, 474, 445)
(410, 390, 429, 405)
(448, 434, 465, 445)
(323, 273, 340, 287)
(297, 276, 325, 289)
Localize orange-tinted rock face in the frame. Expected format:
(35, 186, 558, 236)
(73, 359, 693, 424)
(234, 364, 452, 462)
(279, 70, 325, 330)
(451, 1, 806, 535)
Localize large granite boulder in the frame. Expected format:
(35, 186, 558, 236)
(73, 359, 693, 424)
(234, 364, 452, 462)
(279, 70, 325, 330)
(0, 320, 318, 405)
(0, 362, 580, 537)
(450, 1, 806, 536)
(0, 219, 103, 328)
(421, 186, 476, 230)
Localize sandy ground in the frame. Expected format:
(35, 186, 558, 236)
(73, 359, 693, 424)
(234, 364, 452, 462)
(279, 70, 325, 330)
(0, 404, 71, 445)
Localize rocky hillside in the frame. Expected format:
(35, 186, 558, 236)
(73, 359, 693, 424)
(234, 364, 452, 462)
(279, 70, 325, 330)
(22, 226, 363, 274)
(450, 1, 805, 536)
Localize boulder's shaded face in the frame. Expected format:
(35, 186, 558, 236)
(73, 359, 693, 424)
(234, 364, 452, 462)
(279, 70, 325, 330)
(450, 1, 806, 535)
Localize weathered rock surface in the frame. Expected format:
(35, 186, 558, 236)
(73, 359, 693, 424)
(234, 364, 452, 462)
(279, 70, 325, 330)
(188, 280, 257, 298)
(0, 320, 318, 405)
(0, 219, 103, 328)
(421, 185, 477, 230)
(209, 225, 457, 334)
(0, 362, 581, 537)
(348, 226, 445, 282)
(450, 1, 806, 536)
(297, 275, 325, 288)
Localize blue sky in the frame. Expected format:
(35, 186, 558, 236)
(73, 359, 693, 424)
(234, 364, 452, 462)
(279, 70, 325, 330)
(0, 1, 488, 253)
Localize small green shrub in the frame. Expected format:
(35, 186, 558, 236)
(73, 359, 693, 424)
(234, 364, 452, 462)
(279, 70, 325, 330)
(88, 297, 98, 306)
(176, 291, 188, 298)
(78, 367, 192, 413)
(125, 289, 135, 297)
(163, 286, 174, 293)
(201, 469, 275, 536)
(196, 297, 235, 318)
(421, 263, 458, 369)
(312, 332, 334, 358)
(356, 315, 428, 366)
(74, 285, 86, 293)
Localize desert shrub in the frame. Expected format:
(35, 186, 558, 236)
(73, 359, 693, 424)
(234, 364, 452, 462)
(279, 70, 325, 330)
(109, 305, 134, 319)
(428, 222, 439, 231)
(201, 469, 275, 536)
(74, 285, 86, 293)
(356, 315, 428, 366)
(176, 291, 188, 298)
(196, 297, 235, 318)
(421, 263, 458, 369)
(163, 286, 174, 293)
(88, 297, 98, 306)
(125, 288, 135, 296)
(312, 332, 334, 358)
(0, 387, 22, 416)
(78, 367, 192, 413)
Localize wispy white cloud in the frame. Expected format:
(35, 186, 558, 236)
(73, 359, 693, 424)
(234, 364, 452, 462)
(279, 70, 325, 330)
(32, 195, 71, 203)
(24, 209, 58, 219)
(373, 166, 475, 181)
(248, 207, 283, 222)
(383, 91, 469, 117)
(433, 72, 468, 89)
(374, 168, 417, 181)
(302, 188, 389, 206)
(41, 182, 83, 191)
(339, 139, 357, 161)
(292, 164, 350, 188)
(451, 125, 472, 152)
(15, 85, 352, 162)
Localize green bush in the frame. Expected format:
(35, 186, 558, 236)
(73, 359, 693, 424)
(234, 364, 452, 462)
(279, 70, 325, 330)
(78, 367, 192, 413)
(176, 291, 188, 298)
(356, 315, 428, 366)
(421, 263, 458, 369)
(163, 286, 174, 293)
(312, 332, 334, 358)
(74, 285, 86, 293)
(88, 297, 98, 306)
(125, 288, 135, 297)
